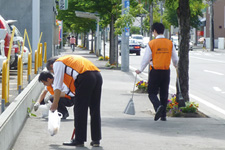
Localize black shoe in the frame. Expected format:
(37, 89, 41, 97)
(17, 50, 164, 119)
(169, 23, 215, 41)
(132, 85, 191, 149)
(62, 112, 69, 119)
(63, 139, 84, 147)
(90, 141, 100, 147)
(161, 117, 167, 121)
(154, 105, 164, 121)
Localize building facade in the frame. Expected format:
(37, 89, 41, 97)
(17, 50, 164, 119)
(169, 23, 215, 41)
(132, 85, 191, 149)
(0, 0, 58, 60)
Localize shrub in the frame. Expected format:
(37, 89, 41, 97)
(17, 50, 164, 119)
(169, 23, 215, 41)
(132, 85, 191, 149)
(136, 80, 148, 92)
(167, 95, 199, 117)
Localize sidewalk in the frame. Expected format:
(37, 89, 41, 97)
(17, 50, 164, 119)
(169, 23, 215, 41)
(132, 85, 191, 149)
(13, 46, 225, 150)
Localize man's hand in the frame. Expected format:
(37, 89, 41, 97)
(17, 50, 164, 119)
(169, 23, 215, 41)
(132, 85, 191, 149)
(50, 101, 58, 112)
(34, 102, 40, 111)
(135, 70, 141, 74)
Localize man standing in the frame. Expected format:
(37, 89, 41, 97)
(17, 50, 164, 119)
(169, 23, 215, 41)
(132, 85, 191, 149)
(135, 23, 178, 121)
(46, 55, 102, 147)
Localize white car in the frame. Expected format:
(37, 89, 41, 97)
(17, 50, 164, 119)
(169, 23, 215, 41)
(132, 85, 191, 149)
(22, 46, 29, 64)
(131, 34, 145, 48)
(171, 36, 193, 50)
(0, 40, 7, 73)
(143, 36, 150, 47)
(0, 29, 7, 73)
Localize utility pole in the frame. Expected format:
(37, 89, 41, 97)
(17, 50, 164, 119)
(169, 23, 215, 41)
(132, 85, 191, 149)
(32, 0, 40, 60)
(209, 0, 214, 51)
(121, 0, 130, 72)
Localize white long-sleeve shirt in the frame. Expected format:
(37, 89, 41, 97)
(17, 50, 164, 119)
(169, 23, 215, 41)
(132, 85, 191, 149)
(53, 61, 79, 92)
(45, 82, 75, 97)
(139, 35, 179, 72)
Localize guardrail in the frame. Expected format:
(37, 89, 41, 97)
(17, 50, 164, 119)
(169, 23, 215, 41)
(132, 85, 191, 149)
(1, 27, 15, 108)
(1, 28, 47, 113)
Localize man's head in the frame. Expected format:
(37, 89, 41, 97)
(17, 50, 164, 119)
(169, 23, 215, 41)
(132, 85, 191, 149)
(151, 22, 165, 37)
(72, 36, 74, 38)
(46, 56, 59, 73)
(38, 71, 54, 86)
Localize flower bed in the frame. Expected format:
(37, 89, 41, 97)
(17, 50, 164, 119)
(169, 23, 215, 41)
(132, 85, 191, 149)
(167, 94, 206, 118)
(135, 80, 148, 93)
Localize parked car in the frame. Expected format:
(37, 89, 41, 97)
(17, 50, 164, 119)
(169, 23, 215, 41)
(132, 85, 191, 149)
(22, 46, 29, 64)
(0, 15, 17, 69)
(0, 29, 7, 73)
(7, 20, 23, 68)
(171, 36, 193, 51)
(131, 34, 144, 48)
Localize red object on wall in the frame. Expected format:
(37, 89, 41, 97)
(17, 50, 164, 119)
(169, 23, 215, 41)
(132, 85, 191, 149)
(197, 31, 204, 36)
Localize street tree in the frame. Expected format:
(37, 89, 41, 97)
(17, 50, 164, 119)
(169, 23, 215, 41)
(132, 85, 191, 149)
(57, 0, 97, 47)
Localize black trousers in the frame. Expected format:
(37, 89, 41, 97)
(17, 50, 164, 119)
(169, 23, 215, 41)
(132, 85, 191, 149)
(41, 97, 73, 116)
(73, 71, 102, 142)
(148, 68, 170, 118)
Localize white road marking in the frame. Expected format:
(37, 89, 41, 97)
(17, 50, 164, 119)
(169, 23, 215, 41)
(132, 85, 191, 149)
(169, 85, 225, 116)
(213, 87, 222, 92)
(204, 70, 224, 75)
(191, 56, 225, 63)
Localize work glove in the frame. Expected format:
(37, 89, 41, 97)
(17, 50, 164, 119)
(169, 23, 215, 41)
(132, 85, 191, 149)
(34, 102, 40, 111)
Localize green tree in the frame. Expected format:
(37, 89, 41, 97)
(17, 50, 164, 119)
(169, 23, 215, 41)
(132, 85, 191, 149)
(164, 0, 205, 28)
(130, 26, 141, 34)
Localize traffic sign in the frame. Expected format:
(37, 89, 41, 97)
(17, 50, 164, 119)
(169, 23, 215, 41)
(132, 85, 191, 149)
(59, 0, 68, 10)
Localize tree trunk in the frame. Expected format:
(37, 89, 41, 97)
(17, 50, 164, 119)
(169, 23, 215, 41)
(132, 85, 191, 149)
(110, 14, 116, 65)
(210, 0, 214, 51)
(177, 0, 190, 105)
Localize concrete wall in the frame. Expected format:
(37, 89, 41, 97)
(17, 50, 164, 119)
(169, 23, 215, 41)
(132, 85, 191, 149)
(0, 0, 57, 60)
(0, 75, 44, 150)
(40, 0, 58, 59)
(206, 0, 225, 39)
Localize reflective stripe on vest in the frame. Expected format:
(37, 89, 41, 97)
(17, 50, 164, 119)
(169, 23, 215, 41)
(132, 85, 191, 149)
(149, 38, 173, 70)
(46, 85, 71, 100)
(56, 55, 100, 94)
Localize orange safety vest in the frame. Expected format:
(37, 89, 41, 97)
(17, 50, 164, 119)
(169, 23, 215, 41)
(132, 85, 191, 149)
(46, 85, 71, 99)
(56, 55, 100, 94)
(148, 38, 173, 70)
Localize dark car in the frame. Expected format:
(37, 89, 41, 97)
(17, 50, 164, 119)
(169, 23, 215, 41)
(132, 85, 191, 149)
(119, 38, 141, 56)
(129, 39, 141, 55)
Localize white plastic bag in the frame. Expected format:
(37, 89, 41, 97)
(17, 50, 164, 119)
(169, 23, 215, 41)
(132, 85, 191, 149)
(48, 110, 62, 136)
(39, 101, 52, 118)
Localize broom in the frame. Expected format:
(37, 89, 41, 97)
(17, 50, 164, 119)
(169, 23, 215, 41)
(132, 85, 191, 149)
(176, 68, 185, 107)
(124, 74, 137, 115)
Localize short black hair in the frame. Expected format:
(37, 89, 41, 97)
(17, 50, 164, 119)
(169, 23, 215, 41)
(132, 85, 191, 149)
(46, 56, 59, 71)
(151, 22, 165, 34)
(38, 71, 54, 82)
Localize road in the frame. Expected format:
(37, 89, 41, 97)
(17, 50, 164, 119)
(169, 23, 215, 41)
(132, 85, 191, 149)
(86, 39, 225, 120)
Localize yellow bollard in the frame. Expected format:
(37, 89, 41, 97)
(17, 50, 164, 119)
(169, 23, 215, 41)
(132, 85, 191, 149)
(27, 53, 32, 82)
(44, 42, 47, 63)
(17, 55, 23, 93)
(35, 50, 38, 74)
(38, 43, 42, 68)
(2, 60, 9, 104)
(39, 43, 43, 68)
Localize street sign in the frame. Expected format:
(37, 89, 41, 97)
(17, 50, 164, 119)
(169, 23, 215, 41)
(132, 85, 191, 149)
(59, 0, 68, 10)
(125, 27, 129, 37)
